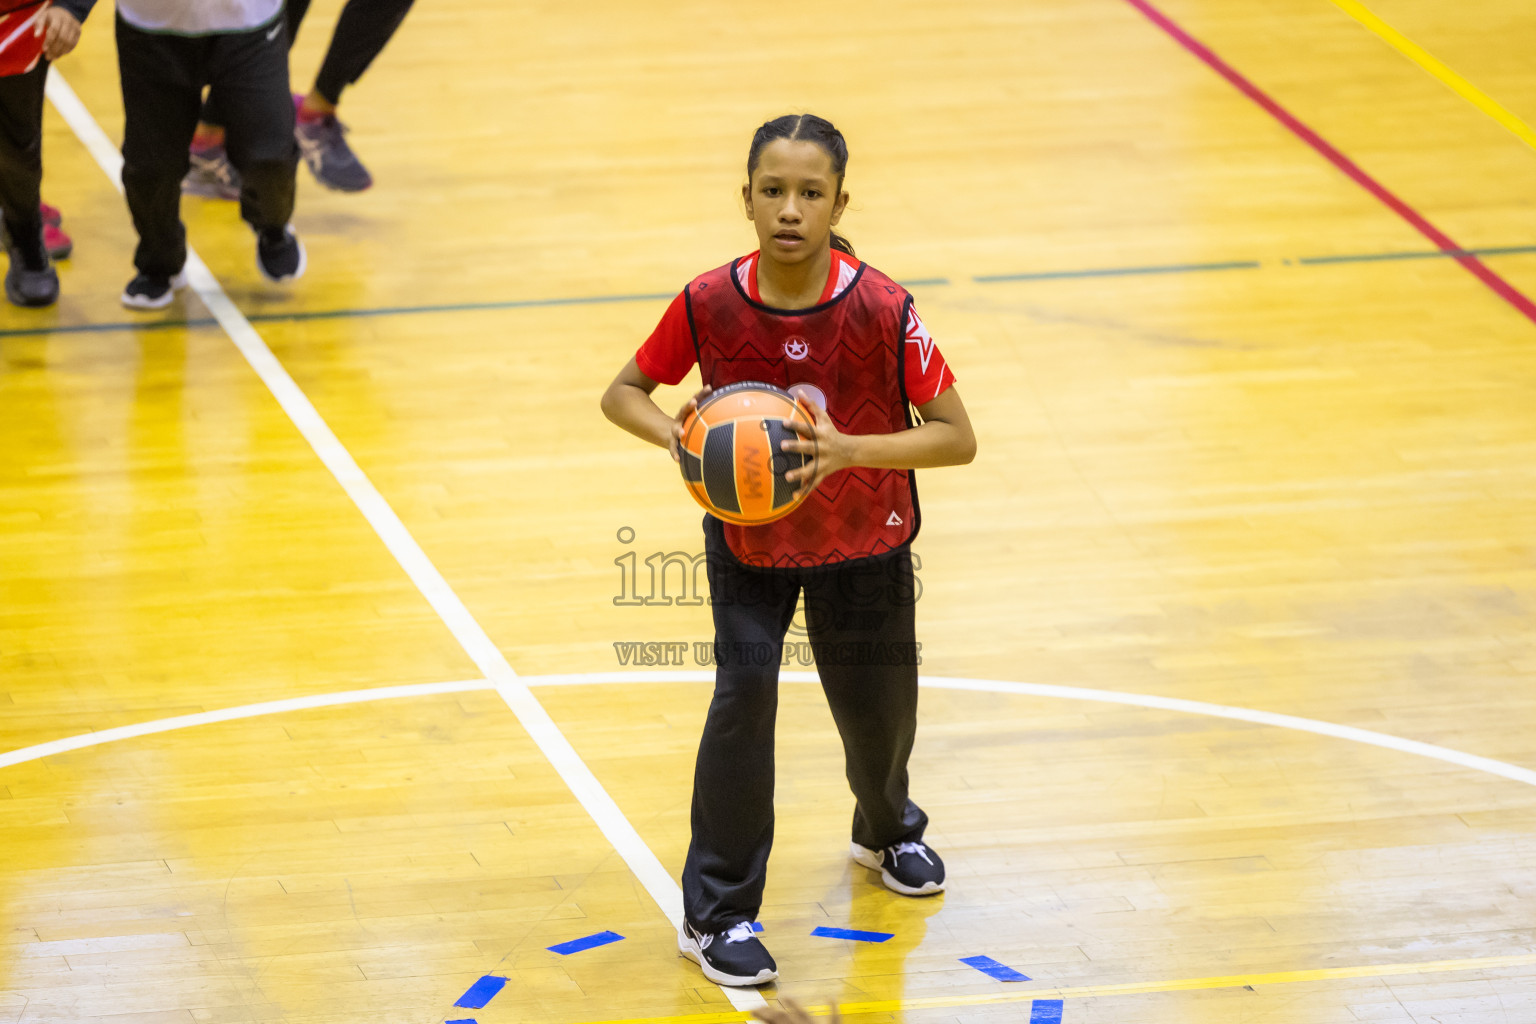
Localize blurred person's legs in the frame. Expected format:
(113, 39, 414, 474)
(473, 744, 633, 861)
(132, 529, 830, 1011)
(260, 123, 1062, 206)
(292, 0, 414, 191)
(192, 0, 414, 196)
(205, 20, 305, 282)
(0, 60, 58, 307)
(117, 15, 204, 307)
(121, 11, 304, 307)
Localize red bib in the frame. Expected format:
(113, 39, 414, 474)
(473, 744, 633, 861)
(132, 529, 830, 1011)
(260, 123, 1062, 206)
(0, 0, 48, 78)
(684, 257, 920, 568)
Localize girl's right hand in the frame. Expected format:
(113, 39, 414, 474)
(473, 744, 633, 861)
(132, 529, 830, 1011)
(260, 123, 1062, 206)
(669, 385, 712, 463)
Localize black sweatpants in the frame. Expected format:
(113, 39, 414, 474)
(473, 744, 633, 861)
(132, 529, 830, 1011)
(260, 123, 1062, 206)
(117, 14, 297, 277)
(0, 59, 48, 245)
(203, 0, 414, 125)
(681, 515, 929, 932)
(295, 0, 414, 105)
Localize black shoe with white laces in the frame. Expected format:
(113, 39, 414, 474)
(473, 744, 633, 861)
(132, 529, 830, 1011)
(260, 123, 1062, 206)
(677, 920, 777, 986)
(851, 840, 946, 896)
(256, 226, 306, 283)
(121, 270, 187, 310)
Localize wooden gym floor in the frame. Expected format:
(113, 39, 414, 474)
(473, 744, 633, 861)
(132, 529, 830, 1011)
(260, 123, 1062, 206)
(4, 1, 1536, 1022)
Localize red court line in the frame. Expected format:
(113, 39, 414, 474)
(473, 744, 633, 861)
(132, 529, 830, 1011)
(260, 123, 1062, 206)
(1122, 0, 1536, 327)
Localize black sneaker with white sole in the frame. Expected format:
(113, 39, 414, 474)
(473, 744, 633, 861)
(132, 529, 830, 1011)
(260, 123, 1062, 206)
(851, 840, 946, 896)
(121, 270, 188, 310)
(256, 226, 306, 283)
(677, 920, 777, 986)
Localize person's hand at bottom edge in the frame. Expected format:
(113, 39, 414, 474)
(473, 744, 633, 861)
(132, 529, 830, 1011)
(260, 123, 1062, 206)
(751, 996, 841, 1024)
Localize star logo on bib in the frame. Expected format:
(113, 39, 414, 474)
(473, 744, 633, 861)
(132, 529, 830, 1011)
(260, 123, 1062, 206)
(783, 337, 809, 361)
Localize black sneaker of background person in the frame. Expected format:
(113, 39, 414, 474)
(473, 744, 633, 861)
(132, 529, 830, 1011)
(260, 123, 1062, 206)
(677, 919, 777, 986)
(4, 222, 59, 308)
(256, 226, 307, 283)
(121, 270, 188, 310)
(851, 840, 946, 896)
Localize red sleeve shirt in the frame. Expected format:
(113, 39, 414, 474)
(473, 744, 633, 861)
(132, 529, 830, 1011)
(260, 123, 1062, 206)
(903, 303, 955, 405)
(634, 290, 695, 386)
(634, 253, 956, 404)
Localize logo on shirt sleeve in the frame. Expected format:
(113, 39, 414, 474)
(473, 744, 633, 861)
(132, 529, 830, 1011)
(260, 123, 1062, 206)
(905, 310, 936, 374)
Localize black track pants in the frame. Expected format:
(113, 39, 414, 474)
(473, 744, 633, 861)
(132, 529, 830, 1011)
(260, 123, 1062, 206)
(118, 14, 297, 276)
(203, 0, 415, 125)
(304, 0, 415, 105)
(681, 515, 928, 932)
(0, 59, 48, 243)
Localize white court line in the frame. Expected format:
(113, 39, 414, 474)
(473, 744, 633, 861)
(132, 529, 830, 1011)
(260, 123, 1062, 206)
(6, 672, 1536, 790)
(0, 679, 489, 770)
(42, 70, 766, 1014)
(524, 672, 1536, 789)
(916, 676, 1536, 789)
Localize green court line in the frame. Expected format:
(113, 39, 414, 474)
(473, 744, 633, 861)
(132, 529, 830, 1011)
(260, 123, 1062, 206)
(5, 247, 1535, 340)
(974, 259, 1261, 281)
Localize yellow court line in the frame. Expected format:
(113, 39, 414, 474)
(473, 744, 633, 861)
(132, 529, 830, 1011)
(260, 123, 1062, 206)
(1330, 0, 1536, 152)
(571, 951, 1536, 1024)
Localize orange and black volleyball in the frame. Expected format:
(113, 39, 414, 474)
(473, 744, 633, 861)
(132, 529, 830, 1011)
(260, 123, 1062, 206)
(678, 382, 815, 525)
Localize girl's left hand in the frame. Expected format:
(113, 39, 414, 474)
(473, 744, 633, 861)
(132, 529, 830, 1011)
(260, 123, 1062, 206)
(780, 401, 854, 501)
(37, 8, 82, 61)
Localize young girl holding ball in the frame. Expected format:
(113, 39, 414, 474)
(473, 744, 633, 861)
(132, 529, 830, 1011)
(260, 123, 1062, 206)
(601, 113, 975, 986)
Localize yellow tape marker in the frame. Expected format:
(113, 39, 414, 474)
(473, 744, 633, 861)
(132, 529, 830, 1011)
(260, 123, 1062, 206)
(1330, 0, 1536, 152)
(570, 950, 1536, 1024)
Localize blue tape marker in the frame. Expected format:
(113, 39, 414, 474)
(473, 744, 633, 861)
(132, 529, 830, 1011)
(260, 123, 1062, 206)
(959, 955, 1030, 982)
(752, 922, 764, 932)
(446, 1019, 477, 1024)
(547, 930, 625, 955)
(1029, 999, 1064, 1023)
(454, 976, 506, 1009)
(810, 926, 893, 943)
